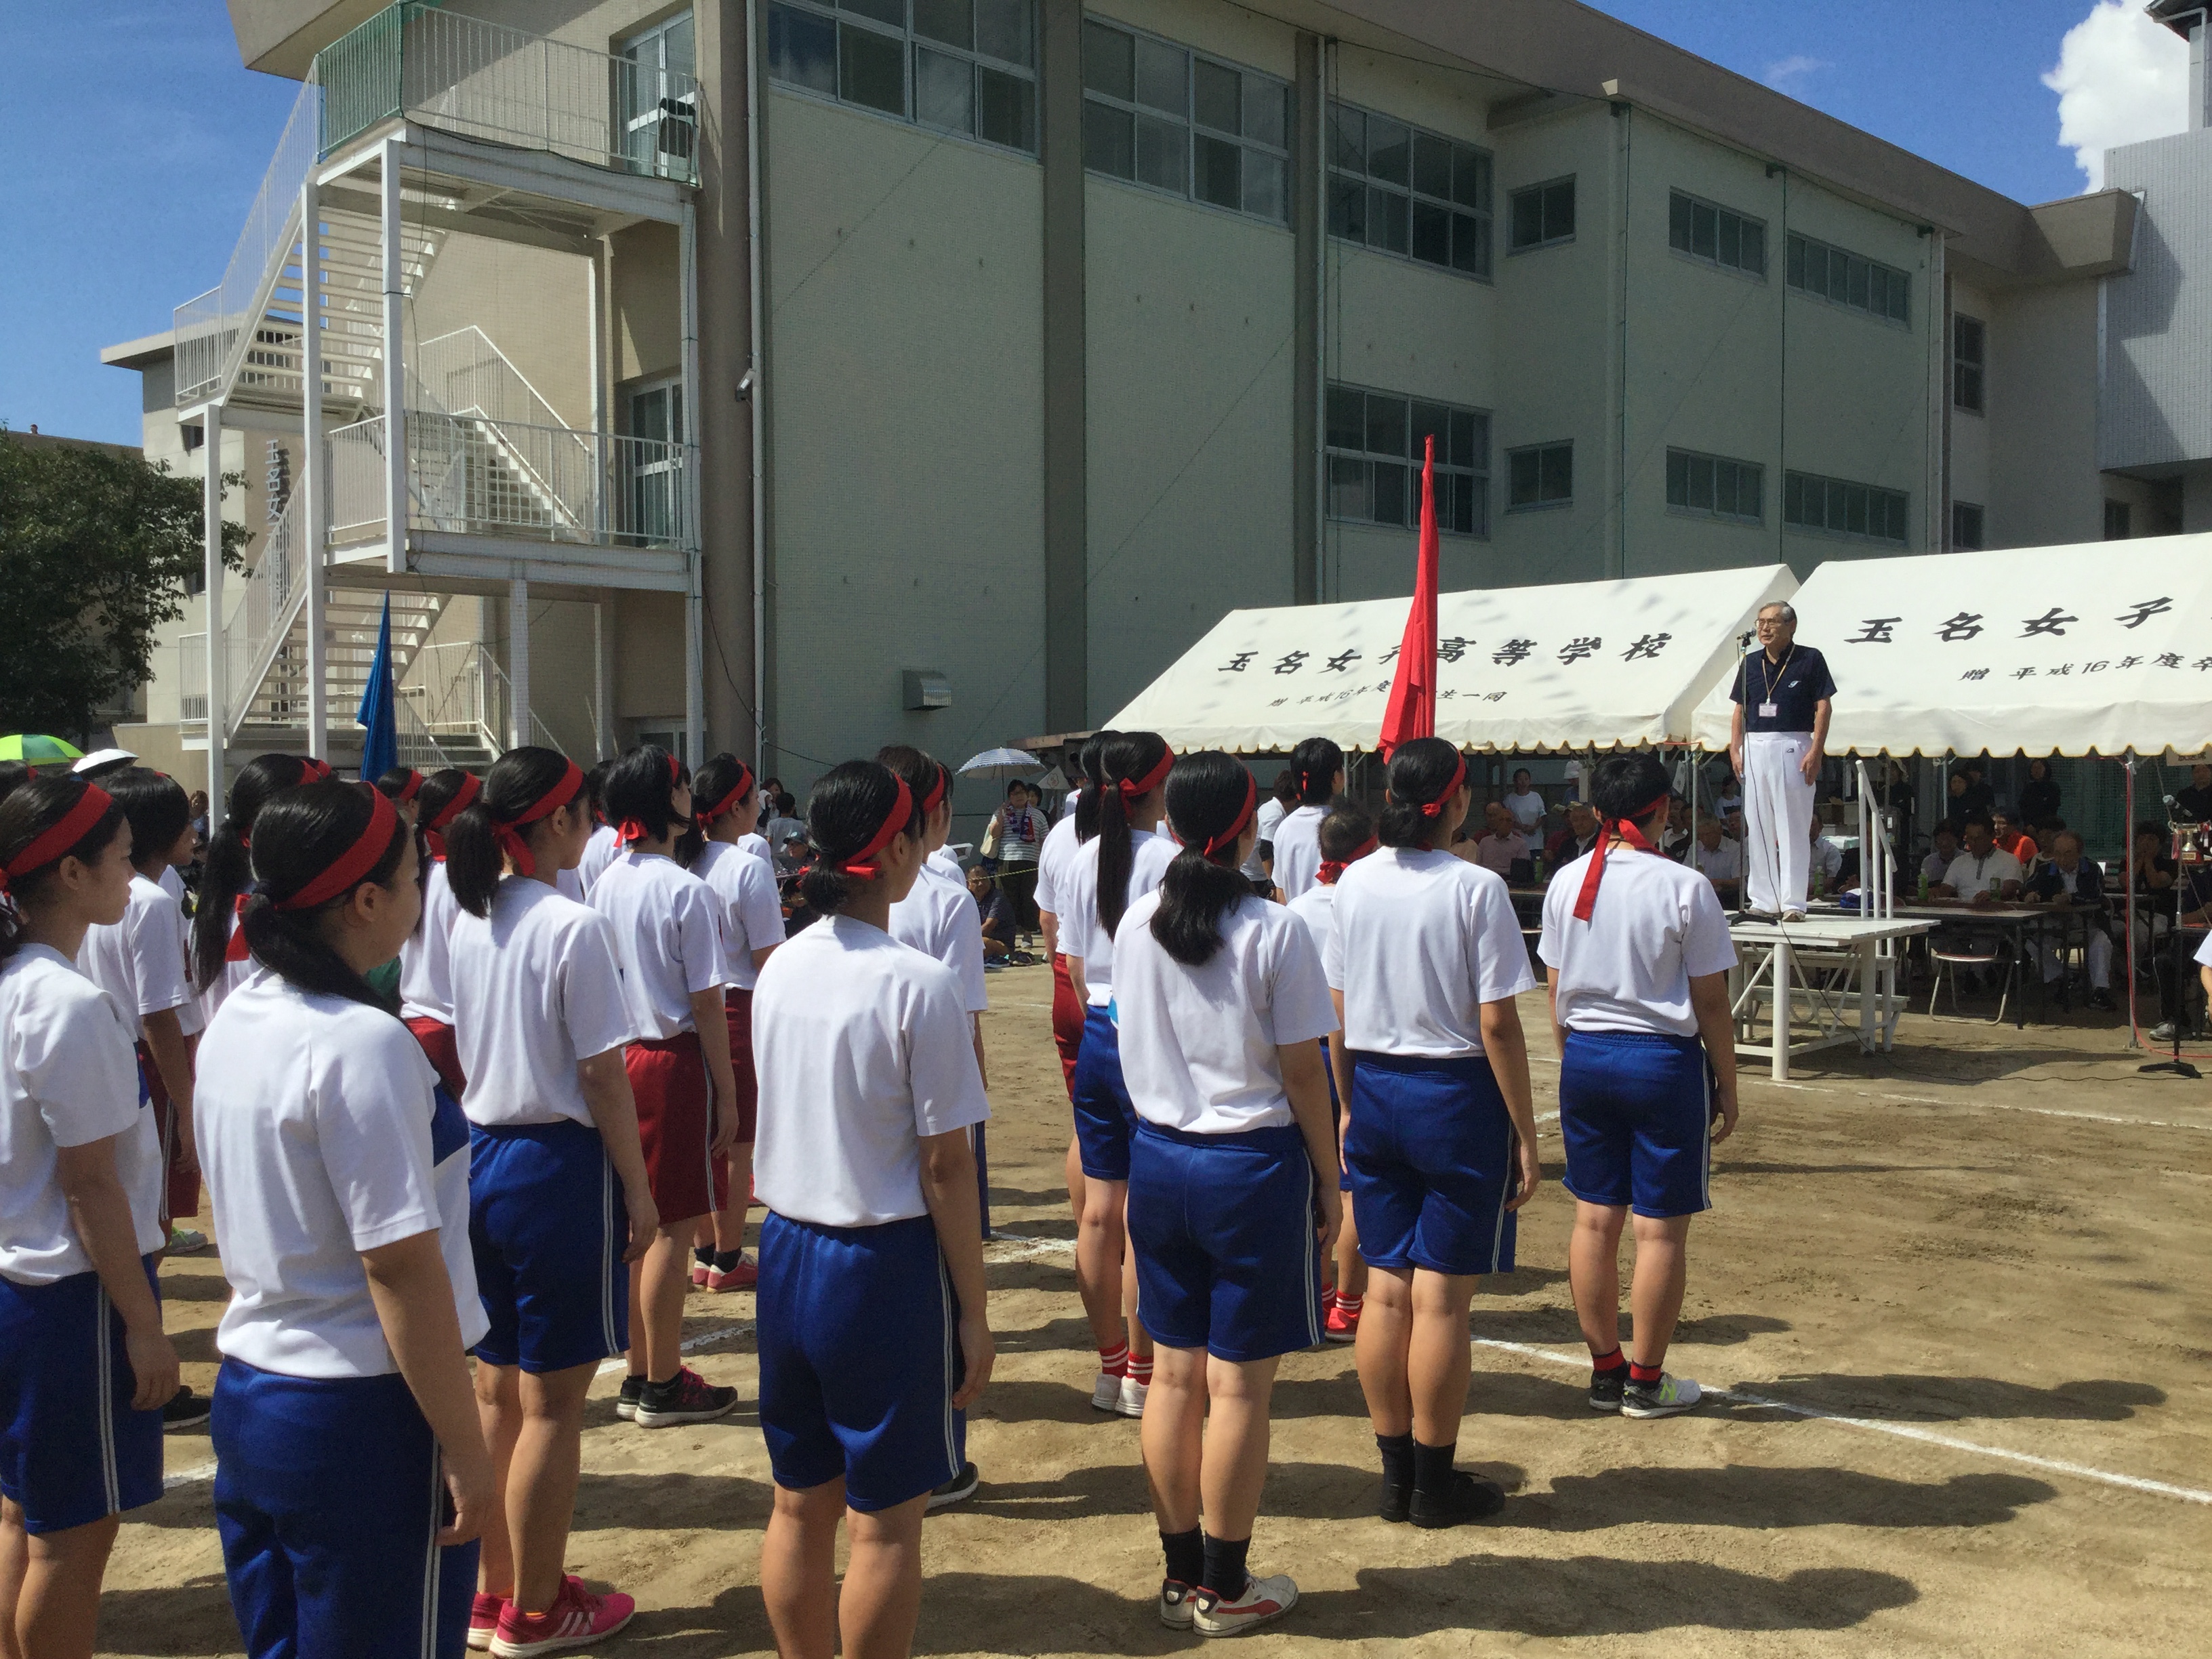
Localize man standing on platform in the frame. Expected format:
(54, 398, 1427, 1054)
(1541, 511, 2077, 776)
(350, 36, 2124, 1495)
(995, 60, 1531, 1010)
(1727, 602, 1834, 922)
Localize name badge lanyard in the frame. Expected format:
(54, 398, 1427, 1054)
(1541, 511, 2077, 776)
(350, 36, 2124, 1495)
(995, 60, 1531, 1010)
(1755, 642, 1795, 722)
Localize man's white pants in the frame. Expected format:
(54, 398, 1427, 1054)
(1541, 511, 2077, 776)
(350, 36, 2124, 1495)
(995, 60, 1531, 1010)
(1742, 731, 1815, 915)
(2031, 927, 2112, 989)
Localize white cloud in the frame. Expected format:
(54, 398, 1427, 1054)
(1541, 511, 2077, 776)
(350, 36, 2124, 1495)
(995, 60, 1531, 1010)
(2043, 1, 2190, 191)
(1763, 54, 1826, 90)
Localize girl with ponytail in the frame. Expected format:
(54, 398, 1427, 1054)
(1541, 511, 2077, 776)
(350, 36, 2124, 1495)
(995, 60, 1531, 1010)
(1035, 733, 1111, 1225)
(1111, 750, 1340, 1635)
(190, 753, 321, 1011)
(684, 753, 786, 1295)
(442, 746, 654, 1646)
(194, 781, 495, 1658)
(750, 760, 994, 1655)
(587, 746, 741, 1432)
(0, 777, 178, 1640)
(1061, 729, 1177, 1416)
(397, 769, 474, 1100)
(1268, 737, 1346, 902)
(1332, 735, 1542, 1528)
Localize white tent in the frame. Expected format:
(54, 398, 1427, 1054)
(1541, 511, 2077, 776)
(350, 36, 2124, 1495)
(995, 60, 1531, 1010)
(1689, 535, 2212, 758)
(1107, 565, 1797, 754)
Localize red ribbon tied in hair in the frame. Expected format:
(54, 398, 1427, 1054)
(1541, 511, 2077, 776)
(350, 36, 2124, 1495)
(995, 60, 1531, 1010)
(842, 775, 914, 878)
(1118, 746, 1174, 806)
(423, 773, 481, 860)
(1318, 835, 1379, 886)
(225, 894, 254, 962)
(1570, 793, 1671, 922)
(297, 757, 333, 784)
(275, 785, 402, 912)
(1418, 752, 1467, 819)
(493, 762, 586, 878)
(1202, 773, 1258, 859)
(0, 783, 114, 900)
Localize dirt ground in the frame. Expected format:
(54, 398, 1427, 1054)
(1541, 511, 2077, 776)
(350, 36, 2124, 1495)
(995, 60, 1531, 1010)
(99, 962, 2212, 1657)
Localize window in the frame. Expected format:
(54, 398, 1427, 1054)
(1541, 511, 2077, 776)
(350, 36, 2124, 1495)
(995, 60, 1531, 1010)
(1325, 386, 1488, 535)
(2104, 499, 2132, 541)
(767, 0, 1038, 155)
(1327, 102, 1492, 279)
(1951, 500, 1985, 550)
(1081, 20, 1289, 223)
(1953, 314, 1986, 413)
(1506, 443, 1573, 510)
(619, 13, 699, 179)
(1784, 470, 1909, 546)
(628, 380, 686, 545)
(1786, 232, 1909, 325)
(1668, 190, 1765, 278)
(1665, 449, 1763, 525)
(1507, 178, 1575, 251)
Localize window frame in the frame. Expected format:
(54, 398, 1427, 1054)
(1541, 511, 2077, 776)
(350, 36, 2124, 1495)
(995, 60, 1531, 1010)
(1782, 468, 1910, 548)
(1666, 188, 1767, 281)
(1950, 499, 1986, 551)
(1664, 447, 1765, 527)
(1324, 382, 1491, 539)
(1325, 100, 1494, 283)
(1504, 441, 1574, 512)
(1506, 176, 1576, 253)
(1078, 18, 1292, 227)
(1785, 230, 1911, 327)
(1952, 313, 1986, 415)
(764, 0, 1040, 159)
(618, 12, 699, 180)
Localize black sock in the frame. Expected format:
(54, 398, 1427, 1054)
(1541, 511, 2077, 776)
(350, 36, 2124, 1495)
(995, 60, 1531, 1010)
(1591, 1347, 1629, 1376)
(1376, 1431, 1414, 1491)
(1160, 1526, 1204, 1589)
(692, 1244, 714, 1267)
(713, 1248, 747, 1269)
(1201, 1534, 1250, 1601)
(1412, 1439, 1458, 1498)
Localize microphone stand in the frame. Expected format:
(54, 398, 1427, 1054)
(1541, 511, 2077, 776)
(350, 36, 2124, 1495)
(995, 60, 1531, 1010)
(2141, 811, 2202, 1080)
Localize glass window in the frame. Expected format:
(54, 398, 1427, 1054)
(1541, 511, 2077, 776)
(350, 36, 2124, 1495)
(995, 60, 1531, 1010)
(1666, 447, 1763, 525)
(1324, 384, 1490, 537)
(1328, 100, 1491, 281)
(1953, 314, 1986, 414)
(840, 22, 905, 114)
(1506, 442, 1572, 509)
(1783, 469, 1908, 546)
(767, 0, 1038, 154)
(1080, 21, 1291, 226)
(1951, 500, 1985, 551)
(1786, 232, 1910, 327)
(1667, 190, 1766, 278)
(1509, 178, 1575, 251)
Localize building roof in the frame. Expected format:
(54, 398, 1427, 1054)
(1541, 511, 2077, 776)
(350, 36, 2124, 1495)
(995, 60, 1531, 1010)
(100, 331, 176, 371)
(2149, 1, 2205, 39)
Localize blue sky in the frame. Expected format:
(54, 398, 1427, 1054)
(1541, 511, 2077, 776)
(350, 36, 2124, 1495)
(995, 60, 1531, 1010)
(0, 1, 2181, 447)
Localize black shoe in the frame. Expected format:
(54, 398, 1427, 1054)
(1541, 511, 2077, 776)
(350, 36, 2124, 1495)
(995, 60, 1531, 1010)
(163, 1385, 211, 1431)
(1589, 1368, 1626, 1414)
(1408, 1470, 1505, 1528)
(926, 1460, 979, 1512)
(2089, 988, 2117, 1012)
(1378, 1479, 1412, 1524)
(615, 1374, 644, 1420)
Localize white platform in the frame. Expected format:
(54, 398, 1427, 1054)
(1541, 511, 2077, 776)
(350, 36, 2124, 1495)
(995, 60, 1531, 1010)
(1727, 916, 1933, 1080)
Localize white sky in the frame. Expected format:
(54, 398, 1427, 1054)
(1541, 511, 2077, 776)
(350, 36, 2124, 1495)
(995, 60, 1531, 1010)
(2044, 1, 2192, 189)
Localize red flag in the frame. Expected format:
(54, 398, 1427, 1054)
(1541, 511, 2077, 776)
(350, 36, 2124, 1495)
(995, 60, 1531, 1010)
(1377, 434, 1441, 758)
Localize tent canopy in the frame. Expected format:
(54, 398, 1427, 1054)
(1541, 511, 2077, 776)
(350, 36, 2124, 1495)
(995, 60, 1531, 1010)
(1107, 565, 1796, 755)
(1689, 534, 2212, 758)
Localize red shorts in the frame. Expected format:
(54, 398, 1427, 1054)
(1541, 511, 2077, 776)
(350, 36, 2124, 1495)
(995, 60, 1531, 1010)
(709, 990, 760, 1214)
(138, 1042, 199, 1227)
(1051, 954, 1084, 1099)
(404, 1017, 468, 1101)
(627, 1030, 724, 1225)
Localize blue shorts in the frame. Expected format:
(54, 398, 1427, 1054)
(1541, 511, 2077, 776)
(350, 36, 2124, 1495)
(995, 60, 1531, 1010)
(1322, 1036, 1351, 1193)
(1070, 1004, 1134, 1182)
(1558, 1030, 1714, 1218)
(212, 1359, 478, 1659)
(1128, 1120, 1324, 1361)
(1345, 1051, 1519, 1277)
(0, 1259, 165, 1534)
(468, 1120, 629, 1373)
(757, 1211, 963, 1511)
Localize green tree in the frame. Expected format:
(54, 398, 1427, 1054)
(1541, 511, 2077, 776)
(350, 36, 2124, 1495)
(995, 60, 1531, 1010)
(0, 432, 249, 739)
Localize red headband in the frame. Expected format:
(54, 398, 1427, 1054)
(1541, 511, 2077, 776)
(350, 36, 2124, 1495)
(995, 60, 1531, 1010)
(1417, 754, 1467, 819)
(842, 775, 914, 878)
(922, 766, 947, 816)
(1201, 773, 1259, 859)
(1119, 747, 1174, 806)
(0, 784, 114, 897)
(423, 771, 481, 846)
(494, 761, 586, 878)
(275, 786, 403, 911)
(1318, 834, 1379, 886)
(697, 762, 755, 827)
(392, 769, 424, 804)
(1570, 792, 1671, 922)
(298, 757, 332, 783)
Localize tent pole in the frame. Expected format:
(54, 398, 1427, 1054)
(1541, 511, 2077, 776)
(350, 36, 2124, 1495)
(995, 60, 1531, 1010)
(2125, 754, 2140, 1050)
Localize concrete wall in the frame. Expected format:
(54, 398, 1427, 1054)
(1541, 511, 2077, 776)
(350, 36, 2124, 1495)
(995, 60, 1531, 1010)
(2104, 127, 2212, 472)
(1988, 281, 2103, 550)
(408, 237, 596, 430)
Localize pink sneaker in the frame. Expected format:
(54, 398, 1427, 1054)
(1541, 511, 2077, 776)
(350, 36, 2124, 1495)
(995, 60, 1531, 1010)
(489, 1576, 635, 1656)
(705, 1252, 758, 1292)
(1324, 1300, 1361, 1344)
(468, 1591, 507, 1650)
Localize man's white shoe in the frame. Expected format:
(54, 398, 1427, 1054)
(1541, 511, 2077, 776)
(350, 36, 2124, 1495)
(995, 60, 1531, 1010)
(1117, 1375, 1149, 1418)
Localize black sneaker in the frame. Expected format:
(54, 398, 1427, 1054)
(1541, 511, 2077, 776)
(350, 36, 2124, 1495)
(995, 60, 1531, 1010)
(635, 1366, 740, 1427)
(163, 1385, 211, 1431)
(2088, 988, 2117, 1012)
(1589, 1367, 1626, 1413)
(926, 1460, 979, 1512)
(1378, 1479, 1412, 1524)
(1409, 1469, 1506, 1528)
(615, 1374, 645, 1420)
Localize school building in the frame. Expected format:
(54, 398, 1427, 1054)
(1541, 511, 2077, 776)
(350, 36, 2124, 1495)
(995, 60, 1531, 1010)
(100, 0, 2212, 827)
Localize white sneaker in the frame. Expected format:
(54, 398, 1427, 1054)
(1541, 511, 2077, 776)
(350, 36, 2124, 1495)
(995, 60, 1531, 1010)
(1194, 1572, 1298, 1637)
(1620, 1372, 1703, 1418)
(1091, 1370, 1124, 1412)
(1158, 1579, 1198, 1631)
(1117, 1375, 1149, 1418)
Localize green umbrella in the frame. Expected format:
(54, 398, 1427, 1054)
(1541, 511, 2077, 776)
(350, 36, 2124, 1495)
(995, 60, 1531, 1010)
(0, 735, 84, 765)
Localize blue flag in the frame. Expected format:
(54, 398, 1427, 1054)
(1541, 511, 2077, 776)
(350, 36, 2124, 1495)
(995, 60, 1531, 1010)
(356, 594, 397, 783)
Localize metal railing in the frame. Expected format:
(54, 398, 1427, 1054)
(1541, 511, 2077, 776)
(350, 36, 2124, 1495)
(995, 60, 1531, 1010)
(318, 3, 699, 184)
(404, 641, 565, 756)
(327, 411, 690, 548)
(175, 70, 322, 405)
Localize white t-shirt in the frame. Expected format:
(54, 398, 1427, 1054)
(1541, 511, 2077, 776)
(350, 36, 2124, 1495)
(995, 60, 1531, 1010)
(1920, 849, 1954, 886)
(77, 872, 194, 1043)
(1271, 804, 1327, 901)
(693, 840, 787, 993)
(1538, 851, 1738, 1038)
(1248, 796, 1289, 880)
(1503, 789, 1546, 833)
(1693, 839, 1744, 883)
(752, 915, 991, 1228)
(928, 845, 965, 886)
(156, 864, 205, 1037)
(1944, 846, 2022, 895)
(2194, 931, 2212, 969)
(739, 831, 774, 869)
(195, 976, 486, 1378)
(398, 859, 461, 1025)
(1113, 890, 1338, 1134)
(589, 851, 730, 1038)
(1033, 811, 1084, 926)
(1333, 847, 1537, 1057)
(1284, 882, 1342, 991)
(449, 878, 636, 1128)
(0, 947, 164, 1284)
(576, 823, 621, 896)
(889, 860, 989, 1015)
(1059, 830, 1182, 1006)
